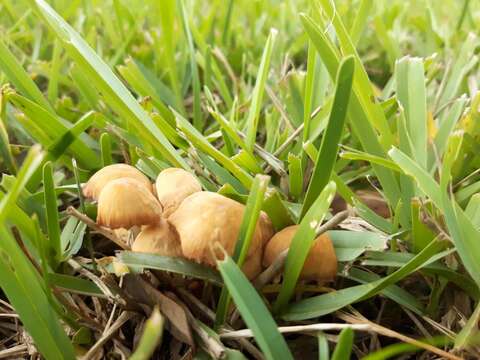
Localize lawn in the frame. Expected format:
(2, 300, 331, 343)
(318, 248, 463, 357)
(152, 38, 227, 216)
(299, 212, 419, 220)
(0, 0, 479, 359)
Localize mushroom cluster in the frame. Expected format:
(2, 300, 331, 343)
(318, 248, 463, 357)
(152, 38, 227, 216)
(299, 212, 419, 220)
(83, 164, 338, 282)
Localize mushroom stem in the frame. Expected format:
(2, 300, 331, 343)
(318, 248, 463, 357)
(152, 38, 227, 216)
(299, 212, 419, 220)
(66, 206, 130, 250)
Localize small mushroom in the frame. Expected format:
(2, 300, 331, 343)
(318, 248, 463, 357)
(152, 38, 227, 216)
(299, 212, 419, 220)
(263, 225, 337, 282)
(97, 178, 162, 229)
(83, 164, 152, 200)
(132, 218, 182, 257)
(168, 192, 274, 279)
(155, 168, 202, 217)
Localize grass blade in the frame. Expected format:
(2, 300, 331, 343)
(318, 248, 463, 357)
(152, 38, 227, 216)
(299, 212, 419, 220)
(129, 308, 165, 360)
(245, 29, 277, 151)
(283, 239, 444, 320)
(29, 0, 188, 169)
(117, 251, 222, 285)
(301, 56, 354, 216)
(274, 181, 336, 312)
(331, 328, 353, 360)
(42, 161, 61, 267)
(389, 146, 480, 287)
(215, 175, 269, 328)
(216, 250, 294, 360)
(395, 57, 428, 169)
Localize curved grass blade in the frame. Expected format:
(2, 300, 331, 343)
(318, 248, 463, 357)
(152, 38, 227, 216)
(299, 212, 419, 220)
(215, 175, 269, 328)
(301, 56, 354, 216)
(48, 273, 102, 297)
(0, 146, 74, 359)
(129, 308, 165, 360)
(274, 181, 336, 312)
(29, 0, 188, 169)
(0, 39, 52, 111)
(300, 14, 402, 220)
(216, 251, 294, 360)
(283, 238, 444, 320)
(173, 109, 253, 188)
(245, 29, 277, 151)
(117, 251, 222, 285)
(329, 230, 388, 262)
(389, 146, 480, 287)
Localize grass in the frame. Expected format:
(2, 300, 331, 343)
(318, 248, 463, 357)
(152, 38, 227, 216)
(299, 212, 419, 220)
(0, 0, 479, 359)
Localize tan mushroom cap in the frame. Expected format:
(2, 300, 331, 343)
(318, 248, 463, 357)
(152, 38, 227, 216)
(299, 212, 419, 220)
(83, 164, 153, 200)
(97, 178, 162, 229)
(132, 218, 182, 257)
(155, 168, 202, 217)
(168, 191, 274, 279)
(263, 225, 337, 282)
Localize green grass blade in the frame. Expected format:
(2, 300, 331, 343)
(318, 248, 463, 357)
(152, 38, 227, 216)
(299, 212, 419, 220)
(331, 328, 353, 360)
(350, 0, 373, 45)
(316, 0, 395, 147)
(217, 251, 294, 360)
(42, 162, 61, 267)
(318, 332, 329, 360)
(287, 153, 303, 200)
(100, 132, 113, 167)
(177, 0, 202, 128)
(0, 39, 53, 111)
(0, 226, 76, 359)
(395, 57, 428, 169)
(283, 239, 444, 320)
(274, 181, 336, 312)
(245, 29, 277, 151)
(0, 94, 16, 174)
(389, 146, 480, 287)
(215, 175, 269, 328)
(173, 110, 253, 188)
(129, 308, 165, 360)
(0, 146, 74, 359)
(117, 251, 222, 285)
(300, 14, 402, 218)
(301, 56, 354, 217)
(29, 0, 188, 169)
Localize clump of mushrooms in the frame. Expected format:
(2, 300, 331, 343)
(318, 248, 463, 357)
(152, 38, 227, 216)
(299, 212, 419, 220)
(82, 164, 337, 281)
(263, 225, 337, 282)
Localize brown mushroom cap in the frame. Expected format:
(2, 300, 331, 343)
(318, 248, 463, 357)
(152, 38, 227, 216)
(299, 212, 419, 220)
(97, 178, 162, 229)
(168, 191, 274, 279)
(155, 168, 202, 217)
(83, 164, 153, 200)
(263, 225, 337, 282)
(132, 218, 182, 257)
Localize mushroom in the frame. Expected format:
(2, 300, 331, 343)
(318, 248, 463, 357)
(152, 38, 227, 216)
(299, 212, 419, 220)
(263, 225, 337, 282)
(83, 164, 153, 200)
(132, 218, 182, 257)
(97, 178, 162, 229)
(168, 191, 274, 279)
(155, 168, 202, 217)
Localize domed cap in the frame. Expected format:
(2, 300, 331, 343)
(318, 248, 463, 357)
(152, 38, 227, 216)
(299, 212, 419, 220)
(132, 218, 182, 257)
(97, 178, 162, 229)
(168, 191, 272, 279)
(263, 225, 337, 282)
(155, 168, 202, 217)
(83, 164, 153, 200)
